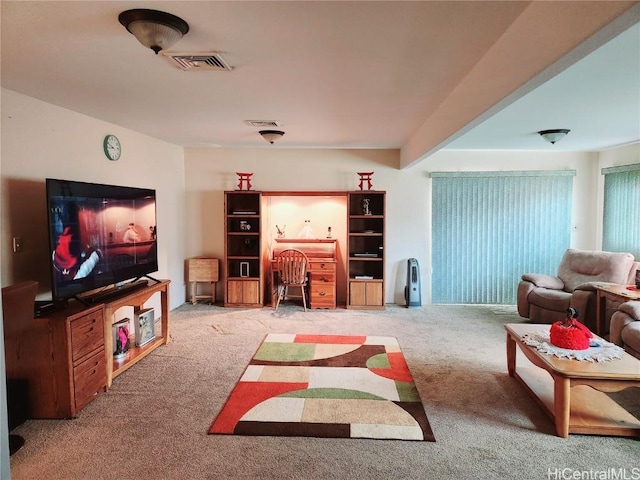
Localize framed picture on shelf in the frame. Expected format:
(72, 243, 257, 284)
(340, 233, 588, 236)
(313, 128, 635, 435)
(134, 308, 155, 347)
(240, 261, 250, 277)
(113, 318, 131, 360)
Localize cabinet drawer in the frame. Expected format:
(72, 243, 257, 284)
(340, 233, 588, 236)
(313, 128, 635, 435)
(309, 272, 336, 285)
(73, 348, 106, 412)
(308, 262, 336, 272)
(70, 312, 104, 363)
(310, 283, 336, 308)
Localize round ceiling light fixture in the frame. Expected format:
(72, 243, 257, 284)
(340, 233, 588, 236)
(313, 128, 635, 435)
(119, 9, 189, 54)
(259, 130, 285, 144)
(538, 129, 570, 145)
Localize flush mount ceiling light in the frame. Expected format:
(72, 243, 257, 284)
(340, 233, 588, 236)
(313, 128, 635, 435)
(259, 130, 285, 144)
(538, 129, 570, 144)
(119, 9, 189, 54)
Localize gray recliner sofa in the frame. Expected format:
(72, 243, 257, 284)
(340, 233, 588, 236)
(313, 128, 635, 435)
(517, 249, 638, 332)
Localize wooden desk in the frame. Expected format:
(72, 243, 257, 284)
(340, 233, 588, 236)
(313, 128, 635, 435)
(505, 323, 640, 438)
(103, 279, 170, 387)
(271, 239, 337, 309)
(594, 283, 640, 336)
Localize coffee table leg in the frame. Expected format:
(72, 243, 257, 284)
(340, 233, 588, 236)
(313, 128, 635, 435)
(553, 375, 570, 438)
(506, 333, 516, 377)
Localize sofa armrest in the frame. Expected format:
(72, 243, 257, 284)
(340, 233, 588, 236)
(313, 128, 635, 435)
(521, 273, 564, 290)
(619, 300, 640, 319)
(610, 310, 637, 346)
(574, 281, 602, 292)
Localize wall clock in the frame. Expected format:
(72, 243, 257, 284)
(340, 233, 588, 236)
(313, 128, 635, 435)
(103, 134, 121, 161)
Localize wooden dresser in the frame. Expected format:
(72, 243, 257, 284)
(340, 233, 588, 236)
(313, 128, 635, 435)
(271, 239, 337, 309)
(27, 303, 106, 418)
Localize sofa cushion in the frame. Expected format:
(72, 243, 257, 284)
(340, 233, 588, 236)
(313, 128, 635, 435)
(557, 249, 635, 292)
(528, 288, 571, 312)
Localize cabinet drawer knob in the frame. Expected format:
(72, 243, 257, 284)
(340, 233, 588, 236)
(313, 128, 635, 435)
(319, 292, 326, 296)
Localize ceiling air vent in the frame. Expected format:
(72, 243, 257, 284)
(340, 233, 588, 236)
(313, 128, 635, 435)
(244, 120, 281, 128)
(163, 52, 232, 71)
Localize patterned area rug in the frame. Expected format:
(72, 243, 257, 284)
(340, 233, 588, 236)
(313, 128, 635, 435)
(209, 334, 435, 441)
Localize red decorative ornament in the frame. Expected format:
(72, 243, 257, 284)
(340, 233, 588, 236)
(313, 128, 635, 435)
(236, 172, 253, 191)
(549, 308, 593, 350)
(357, 172, 374, 190)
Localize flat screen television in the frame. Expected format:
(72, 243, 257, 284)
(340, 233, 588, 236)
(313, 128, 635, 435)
(46, 178, 158, 302)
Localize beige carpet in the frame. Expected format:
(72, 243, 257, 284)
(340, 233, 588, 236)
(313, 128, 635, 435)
(8, 303, 639, 480)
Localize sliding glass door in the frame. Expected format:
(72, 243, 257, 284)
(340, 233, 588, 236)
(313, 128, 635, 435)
(602, 163, 640, 259)
(431, 171, 574, 304)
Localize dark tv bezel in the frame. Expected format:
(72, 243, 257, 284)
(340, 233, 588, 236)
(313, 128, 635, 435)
(45, 178, 158, 301)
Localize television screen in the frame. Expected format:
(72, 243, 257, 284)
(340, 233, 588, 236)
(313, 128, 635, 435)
(46, 178, 158, 301)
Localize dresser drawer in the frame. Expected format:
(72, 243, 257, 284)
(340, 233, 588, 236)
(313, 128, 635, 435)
(70, 311, 104, 363)
(73, 348, 106, 412)
(308, 261, 336, 272)
(310, 283, 336, 309)
(309, 272, 336, 285)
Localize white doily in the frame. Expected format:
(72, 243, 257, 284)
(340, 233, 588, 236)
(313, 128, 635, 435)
(522, 331, 625, 362)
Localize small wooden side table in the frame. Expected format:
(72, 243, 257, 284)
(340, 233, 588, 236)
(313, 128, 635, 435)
(594, 283, 640, 336)
(187, 257, 219, 304)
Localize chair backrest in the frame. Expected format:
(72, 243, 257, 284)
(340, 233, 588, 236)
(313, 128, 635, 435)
(276, 249, 309, 285)
(557, 249, 635, 292)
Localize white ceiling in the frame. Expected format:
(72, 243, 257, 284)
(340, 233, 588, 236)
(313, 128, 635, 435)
(1, 1, 639, 167)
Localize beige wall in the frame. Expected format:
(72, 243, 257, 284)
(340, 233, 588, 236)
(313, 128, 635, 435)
(1, 88, 186, 309)
(184, 147, 638, 304)
(2, 88, 637, 308)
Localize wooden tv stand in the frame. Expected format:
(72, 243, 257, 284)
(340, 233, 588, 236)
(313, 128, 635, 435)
(103, 279, 171, 388)
(23, 280, 170, 418)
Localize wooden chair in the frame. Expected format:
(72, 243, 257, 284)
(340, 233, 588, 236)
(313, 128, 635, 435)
(2, 280, 38, 455)
(274, 249, 309, 312)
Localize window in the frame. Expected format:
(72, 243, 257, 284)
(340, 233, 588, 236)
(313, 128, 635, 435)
(602, 163, 640, 259)
(431, 171, 575, 304)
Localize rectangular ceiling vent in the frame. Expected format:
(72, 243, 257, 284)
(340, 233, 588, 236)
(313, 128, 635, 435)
(163, 52, 232, 71)
(244, 120, 281, 128)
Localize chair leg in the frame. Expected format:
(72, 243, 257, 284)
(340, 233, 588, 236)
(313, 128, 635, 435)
(301, 285, 307, 312)
(275, 285, 285, 311)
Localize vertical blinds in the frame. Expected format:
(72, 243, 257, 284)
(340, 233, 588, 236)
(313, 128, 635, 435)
(602, 163, 640, 259)
(431, 171, 575, 304)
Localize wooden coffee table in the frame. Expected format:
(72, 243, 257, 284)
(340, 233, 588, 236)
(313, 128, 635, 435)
(505, 323, 640, 438)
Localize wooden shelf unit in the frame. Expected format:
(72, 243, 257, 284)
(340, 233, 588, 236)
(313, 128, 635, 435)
(103, 279, 171, 388)
(347, 191, 386, 309)
(224, 191, 263, 307)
